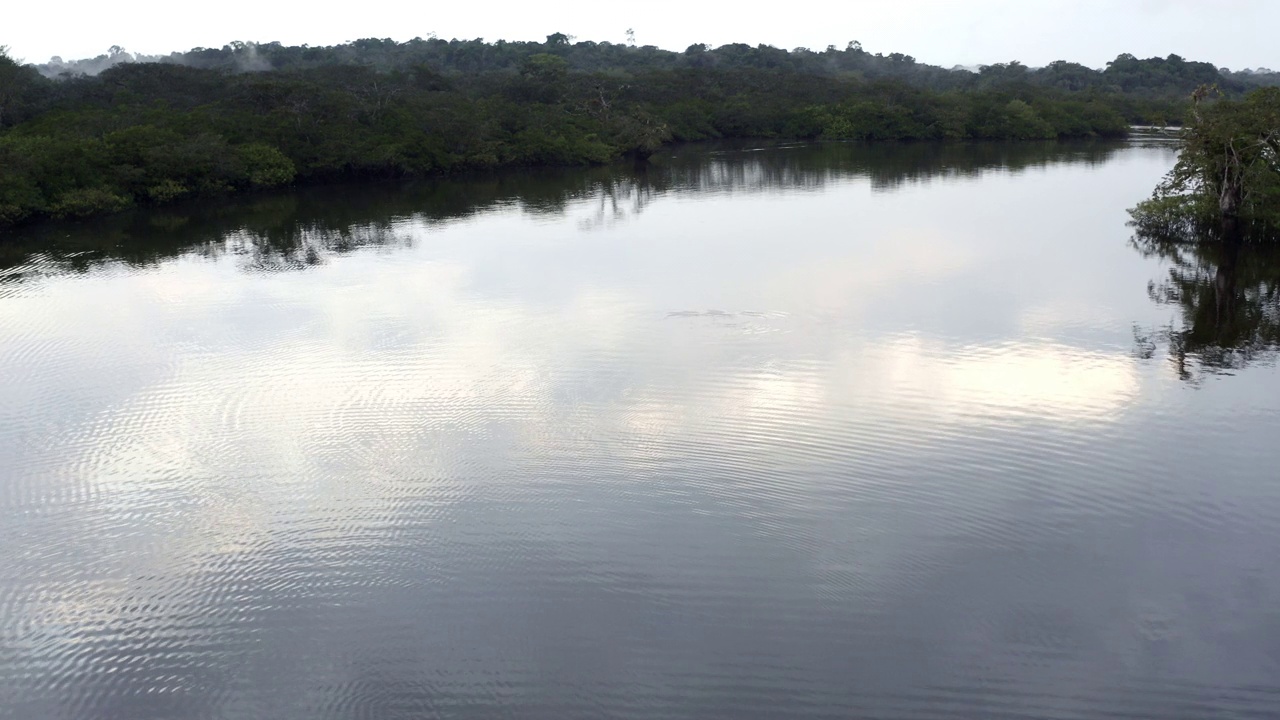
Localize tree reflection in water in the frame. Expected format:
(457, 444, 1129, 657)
(1133, 234, 1280, 382)
(1, 140, 1125, 285)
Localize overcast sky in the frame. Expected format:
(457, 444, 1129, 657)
(6, 0, 1278, 70)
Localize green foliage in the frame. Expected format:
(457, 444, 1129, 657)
(147, 179, 189, 202)
(0, 47, 50, 128)
(1129, 193, 1220, 243)
(36, 39, 1273, 106)
(799, 89, 1123, 142)
(521, 53, 569, 84)
(1132, 87, 1280, 242)
(1103, 54, 1226, 95)
(3, 37, 1264, 228)
(237, 143, 296, 187)
(49, 187, 132, 218)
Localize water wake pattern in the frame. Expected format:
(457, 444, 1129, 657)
(2, 143, 1279, 719)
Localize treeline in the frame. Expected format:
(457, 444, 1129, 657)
(0, 36, 1255, 227)
(33, 37, 1280, 98)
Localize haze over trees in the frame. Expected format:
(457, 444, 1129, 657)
(2, 35, 1277, 228)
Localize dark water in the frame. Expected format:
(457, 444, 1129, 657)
(3, 141, 1280, 720)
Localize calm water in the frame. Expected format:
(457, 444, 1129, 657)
(3, 141, 1280, 720)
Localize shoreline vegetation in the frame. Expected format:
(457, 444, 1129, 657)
(1130, 87, 1280, 244)
(0, 141, 1127, 269)
(3, 35, 1279, 229)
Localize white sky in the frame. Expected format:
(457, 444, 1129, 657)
(6, 0, 1278, 70)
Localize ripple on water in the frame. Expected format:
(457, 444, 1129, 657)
(3, 143, 1280, 719)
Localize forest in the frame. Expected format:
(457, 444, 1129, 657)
(2, 35, 1277, 228)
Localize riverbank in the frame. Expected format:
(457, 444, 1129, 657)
(1, 139, 1135, 257)
(0, 47, 1172, 230)
(1, 126, 1135, 233)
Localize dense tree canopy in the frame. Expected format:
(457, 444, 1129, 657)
(1130, 87, 1280, 243)
(30, 37, 1280, 96)
(1, 37, 1271, 228)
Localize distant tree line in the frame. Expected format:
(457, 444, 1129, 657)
(29, 38, 1280, 98)
(1, 36, 1272, 228)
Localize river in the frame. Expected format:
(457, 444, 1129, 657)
(3, 140, 1279, 719)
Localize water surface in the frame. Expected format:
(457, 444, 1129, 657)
(3, 141, 1280, 720)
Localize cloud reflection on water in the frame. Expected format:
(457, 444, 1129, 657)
(7, 141, 1280, 720)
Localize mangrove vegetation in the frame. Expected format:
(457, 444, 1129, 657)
(1131, 87, 1280, 243)
(3, 37, 1278, 228)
